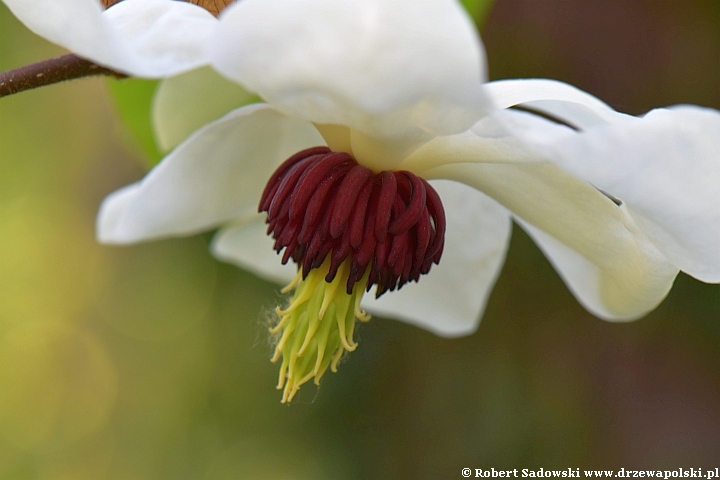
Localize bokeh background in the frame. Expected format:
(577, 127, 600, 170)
(1, 0, 720, 478)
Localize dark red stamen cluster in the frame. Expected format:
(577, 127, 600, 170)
(259, 147, 446, 296)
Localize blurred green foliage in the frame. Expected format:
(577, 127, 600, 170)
(106, 78, 162, 167)
(461, 0, 496, 27)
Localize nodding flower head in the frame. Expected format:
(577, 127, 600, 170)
(259, 146, 446, 402)
(89, 0, 720, 404)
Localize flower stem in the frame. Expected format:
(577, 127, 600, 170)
(0, 54, 127, 99)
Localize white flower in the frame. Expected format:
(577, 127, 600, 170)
(91, 0, 720, 398)
(1, 0, 218, 77)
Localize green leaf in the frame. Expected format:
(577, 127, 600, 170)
(106, 77, 162, 168)
(461, 0, 496, 28)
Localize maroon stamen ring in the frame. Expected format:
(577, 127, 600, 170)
(259, 147, 446, 296)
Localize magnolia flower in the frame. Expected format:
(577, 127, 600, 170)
(19, 0, 720, 402)
(2, 0, 218, 77)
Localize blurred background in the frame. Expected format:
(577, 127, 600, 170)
(1, 0, 720, 478)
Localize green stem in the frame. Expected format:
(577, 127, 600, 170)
(0, 54, 126, 99)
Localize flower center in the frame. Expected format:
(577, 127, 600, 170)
(259, 146, 446, 296)
(259, 146, 446, 402)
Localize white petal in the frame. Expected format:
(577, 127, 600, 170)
(152, 67, 258, 152)
(95, 181, 143, 240)
(362, 180, 512, 337)
(424, 162, 678, 320)
(211, 215, 296, 286)
(212, 0, 491, 140)
(544, 105, 720, 282)
(485, 79, 635, 128)
(399, 109, 576, 173)
(4, 0, 216, 77)
(97, 104, 324, 243)
(517, 214, 676, 321)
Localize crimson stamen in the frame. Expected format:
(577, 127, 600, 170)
(259, 147, 446, 296)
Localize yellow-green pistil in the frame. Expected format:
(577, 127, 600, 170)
(271, 259, 369, 403)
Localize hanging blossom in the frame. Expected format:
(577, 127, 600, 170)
(9, 0, 720, 401)
(1, 0, 220, 77)
(102, 0, 720, 402)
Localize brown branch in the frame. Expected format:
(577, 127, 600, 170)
(0, 54, 127, 99)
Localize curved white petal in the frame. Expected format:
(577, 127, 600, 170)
(97, 104, 324, 243)
(544, 105, 720, 282)
(486, 79, 635, 129)
(424, 162, 678, 320)
(4, 0, 216, 77)
(517, 214, 677, 321)
(399, 109, 576, 173)
(363, 180, 512, 337)
(212, 0, 491, 140)
(153, 67, 258, 152)
(212, 215, 297, 286)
